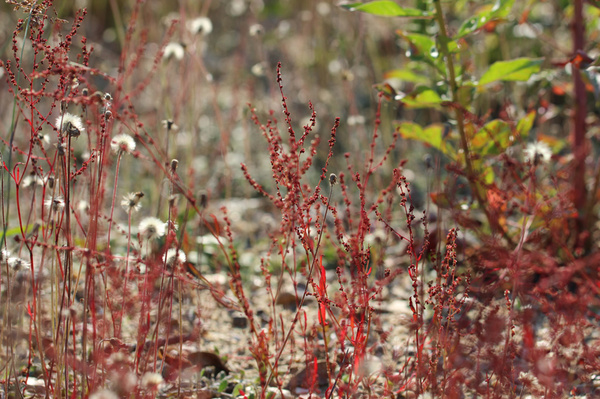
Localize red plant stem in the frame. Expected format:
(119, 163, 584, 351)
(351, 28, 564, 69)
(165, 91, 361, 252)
(106, 153, 122, 254)
(572, 0, 587, 229)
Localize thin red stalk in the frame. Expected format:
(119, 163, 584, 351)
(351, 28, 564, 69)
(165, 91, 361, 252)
(572, 0, 587, 243)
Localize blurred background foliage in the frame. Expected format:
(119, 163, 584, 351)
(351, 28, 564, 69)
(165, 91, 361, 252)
(1, 0, 599, 216)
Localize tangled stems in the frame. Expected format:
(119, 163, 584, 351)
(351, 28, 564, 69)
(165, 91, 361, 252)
(263, 178, 337, 393)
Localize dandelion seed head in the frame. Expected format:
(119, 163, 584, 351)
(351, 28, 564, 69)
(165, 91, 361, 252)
(1, 249, 11, 264)
(56, 113, 85, 137)
(139, 217, 166, 240)
(163, 42, 184, 61)
(347, 114, 365, 126)
(89, 389, 119, 399)
(140, 372, 164, 390)
(162, 119, 178, 131)
(121, 192, 144, 212)
(524, 141, 552, 164)
(45, 196, 65, 213)
(111, 134, 136, 155)
(163, 248, 186, 267)
(249, 24, 264, 36)
(77, 200, 90, 213)
(22, 174, 44, 188)
(251, 62, 266, 77)
(8, 257, 30, 271)
(187, 17, 213, 35)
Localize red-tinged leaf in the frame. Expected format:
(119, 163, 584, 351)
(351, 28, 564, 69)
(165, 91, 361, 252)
(204, 214, 221, 236)
(430, 192, 453, 208)
(570, 50, 594, 68)
(185, 261, 202, 279)
(373, 82, 398, 101)
(552, 84, 567, 96)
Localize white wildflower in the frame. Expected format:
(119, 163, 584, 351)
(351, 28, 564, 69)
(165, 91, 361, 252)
(163, 42, 185, 61)
(121, 192, 144, 213)
(187, 17, 212, 35)
(139, 217, 166, 240)
(110, 134, 136, 155)
(524, 141, 552, 164)
(56, 113, 85, 137)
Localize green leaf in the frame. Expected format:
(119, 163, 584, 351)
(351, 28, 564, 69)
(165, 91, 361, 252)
(396, 121, 455, 157)
(341, 1, 430, 17)
(401, 33, 434, 58)
(398, 86, 443, 108)
(455, 0, 515, 38)
(232, 384, 243, 397)
(456, 14, 489, 39)
(516, 111, 536, 140)
(478, 58, 543, 86)
(491, 0, 516, 19)
(217, 379, 228, 393)
(472, 119, 512, 156)
(384, 68, 429, 84)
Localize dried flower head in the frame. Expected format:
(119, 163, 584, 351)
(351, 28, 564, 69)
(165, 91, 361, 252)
(329, 173, 338, 186)
(139, 217, 166, 240)
(45, 196, 65, 213)
(121, 192, 144, 213)
(524, 141, 552, 164)
(8, 257, 30, 271)
(111, 134, 136, 155)
(163, 248, 187, 268)
(163, 42, 185, 61)
(170, 159, 179, 173)
(199, 192, 208, 209)
(162, 119, 178, 131)
(187, 17, 213, 35)
(22, 173, 44, 188)
(56, 113, 85, 137)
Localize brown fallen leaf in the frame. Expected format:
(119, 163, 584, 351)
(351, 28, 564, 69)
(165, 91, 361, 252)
(159, 347, 229, 381)
(286, 360, 331, 395)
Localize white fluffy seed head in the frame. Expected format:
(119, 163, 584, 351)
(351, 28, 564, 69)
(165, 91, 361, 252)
(138, 217, 166, 240)
(111, 134, 136, 155)
(56, 113, 85, 137)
